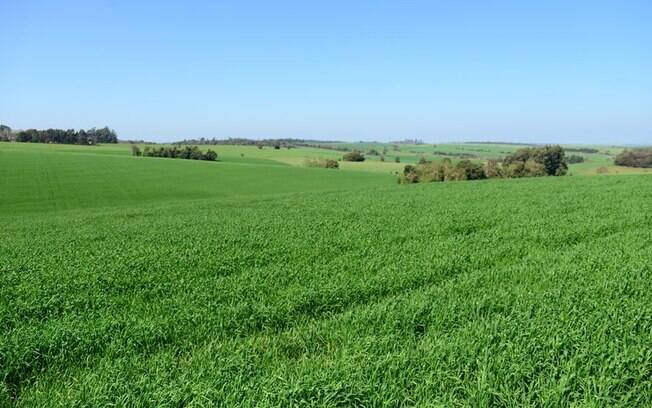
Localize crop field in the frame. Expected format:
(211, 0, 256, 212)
(2, 142, 652, 406)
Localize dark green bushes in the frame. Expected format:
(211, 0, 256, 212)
(614, 148, 652, 168)
(567, 155, 585, 164)
(342, 151, 365, 162)
(502, 145, 567, 176)
(401, 146, 568, 184)
(13, 127, 118, 145)
(137, 145, 218, 161)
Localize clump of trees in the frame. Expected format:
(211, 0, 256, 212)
(400, 145, 569, 184)
(134, 145, 218, 161)
(342, 151, 365, 162)
(502, 145, 568, 177)
(4, 126, 118, 145)
(303, 158, 339, 169)
(566, 147, 599, 154)
(614, 148, 652, 168)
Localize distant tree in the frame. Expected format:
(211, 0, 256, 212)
(614, 149, 652, 168)
(454, 160, 486, 180)
(394, 156, 400, 163)
(203, 149, 218, 161)
(131, 144, 142, 156)
(380, 155, 385, 162)
(567, 155, 585, 164)
(342, 151, 365, 162)
(257, 143, 264, 149)
(503, 145, 568, 176)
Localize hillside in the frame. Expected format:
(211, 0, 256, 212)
(2, 143, 652, 405)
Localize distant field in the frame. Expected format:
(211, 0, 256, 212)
(2, 142, 652, 406)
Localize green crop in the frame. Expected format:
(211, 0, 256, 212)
(2, 143, 652, 406)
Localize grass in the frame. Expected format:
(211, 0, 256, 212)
(2, 142, 652, 406)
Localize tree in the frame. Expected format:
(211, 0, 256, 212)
(203, 149, 218, 161)
(342, 151, 365, 162)
(614, 149, 652, 168)
(131, 144, 142, 156)
(503, 145, 568, 176)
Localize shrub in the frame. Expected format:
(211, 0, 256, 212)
(394, 156, 400, 163)
(454, 160, 486, 180)
(131, 144, 142, 156)
(614, 148, 652, 168)
(203, 149, 218, 161)
(141, 145, 217, 161)
(343, 151, 365, 162)
(503, 145, 568, 176)
(483, 159, 502, 178)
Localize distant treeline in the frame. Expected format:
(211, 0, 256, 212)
(401, 145, 568, 184)
(432, 151, 478, 158)
(131, 145, 217, 161)
(614, 148, 652, 168)
(173, 137, 340, 148)
(0, 124, 118, 145)
(465, 141, 536, 146)
(566, 148, 599, 154)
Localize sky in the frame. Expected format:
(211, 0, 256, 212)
(1, 0, 650, 144)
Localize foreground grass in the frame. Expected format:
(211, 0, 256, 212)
(2, 160, 652, 405)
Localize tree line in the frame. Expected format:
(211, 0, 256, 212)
(131, 145, 217, 161)
(0, 124, 118, 145)
(400, 145, 569, 183)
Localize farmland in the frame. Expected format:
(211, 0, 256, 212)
(2, 142, 652, 406)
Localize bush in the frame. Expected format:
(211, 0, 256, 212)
(568, 155, 585, 164)
(503, 145, 568, 176)
(131, 145, 142, 156)
(394, 156, 400, 163)
(614, 149, 652, 168)
(342, 151, 365, 162)
(141, 145, 217, 161)
(304, 158, 339, 169)
(203, 149, 218, 161)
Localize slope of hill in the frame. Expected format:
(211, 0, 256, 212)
(2, 142, 652, 405)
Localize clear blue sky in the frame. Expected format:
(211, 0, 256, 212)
(1, 0, 650, 144)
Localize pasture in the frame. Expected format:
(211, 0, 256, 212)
(2, 142, 652, 406)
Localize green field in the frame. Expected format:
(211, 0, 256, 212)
(2, 142, 652, 406)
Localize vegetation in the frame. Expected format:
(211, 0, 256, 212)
(342, 150, 365, 162)
(303, 158, 339, 169)
(2, 142, 652, 406)
(401, 145, 568, 183)
(136, 145, 218, 161)
(568, 154, 585, 164)
(502, 145, 568, 177)
(566, 147, 600, 153)
(614, 148, 652, 168)
(1, 126, 118, 145)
